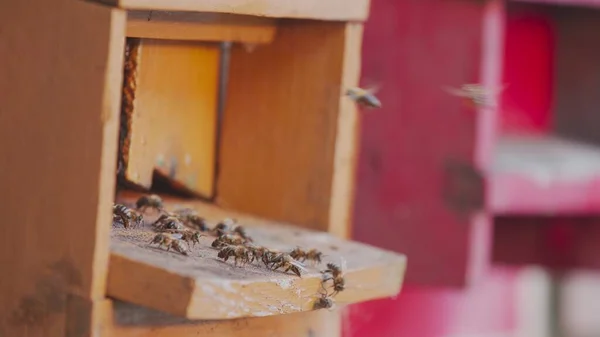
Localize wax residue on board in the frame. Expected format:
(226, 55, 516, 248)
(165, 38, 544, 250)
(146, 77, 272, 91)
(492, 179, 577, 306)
(273, 278, 293, 290)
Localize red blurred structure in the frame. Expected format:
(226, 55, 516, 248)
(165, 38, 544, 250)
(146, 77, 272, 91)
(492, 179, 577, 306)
(349, 0, 600, 335)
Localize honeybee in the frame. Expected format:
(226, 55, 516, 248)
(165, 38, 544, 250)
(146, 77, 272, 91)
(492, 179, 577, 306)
(172, 207, 198, 217)
(113, 204, 144, 229)
(152, 214, 185, 232)
(345, 86, 382, 109)
(211, 233, 245, 248)
(171, 208, 209, 232)
(322, 262, 345, 296)
(289, 248, 323, 265)
(218, 245, 252, 267)
(149, 233, 172, 248)
(232, 225, 253, 242)
(442, 83, 507, 108)
(168, 239, 189, 256)
(135, 194, 164, 213)
(312, 291, 335, 310)
(178, 229, 204, 248)
(184, 215, 209, 232)
(268, 253, 307, 277)
(213, 218, 237, 236)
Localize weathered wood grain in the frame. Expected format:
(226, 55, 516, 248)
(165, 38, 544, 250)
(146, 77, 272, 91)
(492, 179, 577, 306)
(90, 0, 370, 21)
(108, 192, 406, 320)
(0, 0, 125, 335)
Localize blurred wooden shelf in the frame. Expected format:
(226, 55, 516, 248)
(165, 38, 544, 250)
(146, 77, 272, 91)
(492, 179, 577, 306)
(109, 192, 406, 320)
(490, 134, 600, 214)
(92, 0, 370, 21)
(100, 300, 342, 336)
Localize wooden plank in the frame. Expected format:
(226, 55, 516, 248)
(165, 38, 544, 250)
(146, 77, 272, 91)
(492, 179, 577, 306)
(352, 0, 505, 287)
(126, 11, 277, 43)
(90, 0, 370, 21)
(217, 21, 361, 234)
(95, 300, 340, 337)
(108, 192, 406, 320)
(329, 23, 363, 239)
(0, 0, 125, 335)
(122, 39, 219, 198)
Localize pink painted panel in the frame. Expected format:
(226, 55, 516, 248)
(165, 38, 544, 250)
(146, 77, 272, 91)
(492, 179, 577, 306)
(352, 0, 503, 286)
(344, 268, 518, 337)
(500, 9, 554, 134)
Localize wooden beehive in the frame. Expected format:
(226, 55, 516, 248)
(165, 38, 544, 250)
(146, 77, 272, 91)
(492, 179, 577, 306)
(0, 0, 406, 336)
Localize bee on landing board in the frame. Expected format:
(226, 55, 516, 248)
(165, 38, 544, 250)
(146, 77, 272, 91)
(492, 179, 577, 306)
(218, 245, 252, 267)
(113, 204, 144, 229)
(321, 261, 346, 296)
(168, 239, 189, 256)
(171, 208, 209, 232)
(442, 83, 507, 109)
(212, 218, 238, 236)
(211, 233, 246, 249)
(152, 214, 185, 232)
(135, 194, 164, 214)
(232, 225, 253, 242)
(149, 233, 188, 256)
(345, 86, 382, 109)
(267, 253, 308, 277)
(149, 233, 172, 249)
(184, 215, 209, 232)
(289, 247, 323, 265)
(180, 230, 204, 248)
(312, 291, 335, 311)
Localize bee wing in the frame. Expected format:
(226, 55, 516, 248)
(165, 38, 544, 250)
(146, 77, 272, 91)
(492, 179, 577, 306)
(291, 260, 309, 272)
(364, 83, 382, 95)
(340, 257, 348, 273)
(170, 233, 183, 240)
(490, 83, 509, 95)
(442, 86, 469, 97)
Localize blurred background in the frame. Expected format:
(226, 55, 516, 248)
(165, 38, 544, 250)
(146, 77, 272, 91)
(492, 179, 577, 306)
(343, 0, 600, 336)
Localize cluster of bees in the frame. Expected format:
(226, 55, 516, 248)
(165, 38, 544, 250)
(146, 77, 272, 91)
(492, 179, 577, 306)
(112, 194, 347, 310)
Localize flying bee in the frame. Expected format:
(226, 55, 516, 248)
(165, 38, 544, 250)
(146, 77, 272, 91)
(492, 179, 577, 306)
(112, 204, 144, 229)
(312, 291, 335, 310)
(218, 245, 252, 267)
(135, 194, 164, 213)
(289, 248, 323, 265)
(268, 253, 308, 277)
(152, 214, 185, 232)
(232, 225, 253, 242)
(442, 83, 507, 108)
(345, 86, 382, 109)
(321, 261, 346, 296)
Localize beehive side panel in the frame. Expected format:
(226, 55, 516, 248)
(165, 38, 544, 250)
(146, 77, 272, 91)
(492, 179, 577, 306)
(218, 21, 350, 232)
(0, 0, 125, 335)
